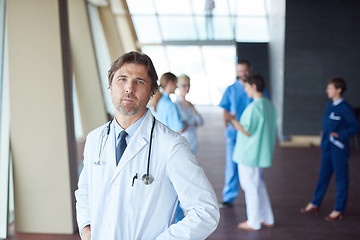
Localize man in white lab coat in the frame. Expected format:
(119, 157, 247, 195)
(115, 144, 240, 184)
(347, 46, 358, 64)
(75, 51, 220, 240)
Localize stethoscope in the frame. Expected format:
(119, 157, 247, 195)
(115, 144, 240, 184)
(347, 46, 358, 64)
(94, 116, 155, 185)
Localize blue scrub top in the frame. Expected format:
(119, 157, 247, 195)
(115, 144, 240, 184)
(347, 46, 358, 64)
(154, 93, 184, 132)
(219, 80, 270, 140)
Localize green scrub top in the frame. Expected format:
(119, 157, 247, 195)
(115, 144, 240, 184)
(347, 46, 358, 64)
(232, 97, 277, 168)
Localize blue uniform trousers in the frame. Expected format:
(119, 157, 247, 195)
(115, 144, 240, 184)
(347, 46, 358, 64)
(311, 146, 349, 212)
(222, 138, 239, 203)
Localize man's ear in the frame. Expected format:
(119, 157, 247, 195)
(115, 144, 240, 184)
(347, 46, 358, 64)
(336, 87, 342, 96)
(251, 83, 257, 91)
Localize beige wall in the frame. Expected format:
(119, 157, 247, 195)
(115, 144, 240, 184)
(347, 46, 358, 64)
(7, 0, 74, 233)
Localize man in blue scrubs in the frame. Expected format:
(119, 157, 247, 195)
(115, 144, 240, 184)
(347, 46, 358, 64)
(218, 60, 253, 208)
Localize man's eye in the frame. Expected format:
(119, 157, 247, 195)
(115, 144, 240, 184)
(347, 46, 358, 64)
(137, 81, 144, 84)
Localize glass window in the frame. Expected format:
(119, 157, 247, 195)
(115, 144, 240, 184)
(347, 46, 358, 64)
(194, 16, 207, 40)
(195, 16, 234, 40)
(191, 0, 208, 15)
(127, 0, 269, 45)
(212, 1, 230, 16)
(166, 46, 203, 75)
(159, 16, 197, 41)
(87, 4, 114, 116)
(212, 16, 234, 40)
(238, 0, 267, 16)
(141, 46, 169, 78)
(126, 0, 269, 104)
(202, 46, 236, 105)
(132, 16, 162, 44)
(154, 0, 192, 14)
(167, 46, 207, 104)
(235, 17, 269, 42)
(228, 0, 238, 16)
(142, 45, 236, 105)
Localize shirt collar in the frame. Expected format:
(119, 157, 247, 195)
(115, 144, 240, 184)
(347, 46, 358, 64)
(333, 97, 343, 106)
(236, 80, 243, 86)
(114, 110, 147, 139)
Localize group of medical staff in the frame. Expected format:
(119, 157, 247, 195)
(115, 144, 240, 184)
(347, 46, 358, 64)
(75, 51, 359, 239)
(218, 60, 359, 228)
(218, 59, 270, 209)
(219, 62, 274, 231)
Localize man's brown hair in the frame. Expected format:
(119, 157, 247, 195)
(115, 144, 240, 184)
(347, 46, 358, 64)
(108, 51, 159, 96)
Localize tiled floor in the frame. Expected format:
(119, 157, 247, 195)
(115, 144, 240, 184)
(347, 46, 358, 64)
(7, 105, 360, 239)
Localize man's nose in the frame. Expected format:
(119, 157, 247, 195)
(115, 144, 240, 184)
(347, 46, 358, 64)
(125, 81, 135, 93)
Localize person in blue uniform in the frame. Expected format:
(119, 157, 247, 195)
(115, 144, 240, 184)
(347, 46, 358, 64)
(301, 77, 359, 221)
(150, 72, 187, 134)
(218, 60, 269, 208)
(149, 72, 188, 222)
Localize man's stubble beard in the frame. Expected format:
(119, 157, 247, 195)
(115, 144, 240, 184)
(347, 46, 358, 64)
(115, 93, 151, 116)
(116, 104, 145, 116)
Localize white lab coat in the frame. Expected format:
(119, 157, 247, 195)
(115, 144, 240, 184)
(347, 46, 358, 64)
(175, 97, 204, 155)
(75, 110, 219, 240)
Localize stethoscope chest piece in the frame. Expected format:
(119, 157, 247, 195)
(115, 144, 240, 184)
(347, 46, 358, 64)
(142, 173, 154, 185)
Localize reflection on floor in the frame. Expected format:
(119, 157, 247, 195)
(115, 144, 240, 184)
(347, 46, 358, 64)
(7, 105, 360, 240)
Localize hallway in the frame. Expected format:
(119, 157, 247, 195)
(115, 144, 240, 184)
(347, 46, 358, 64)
(7, 105, 360, 240)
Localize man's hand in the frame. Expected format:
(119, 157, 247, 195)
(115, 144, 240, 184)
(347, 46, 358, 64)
(178, 123, 189, 134)
(223, 110, 235, 127)
(81, 225, 91, 240)
(330, 132, 339, 138)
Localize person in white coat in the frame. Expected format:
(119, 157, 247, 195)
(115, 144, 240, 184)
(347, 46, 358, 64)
(75, 51, 220, 240)
(175, 74, 204, 155)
